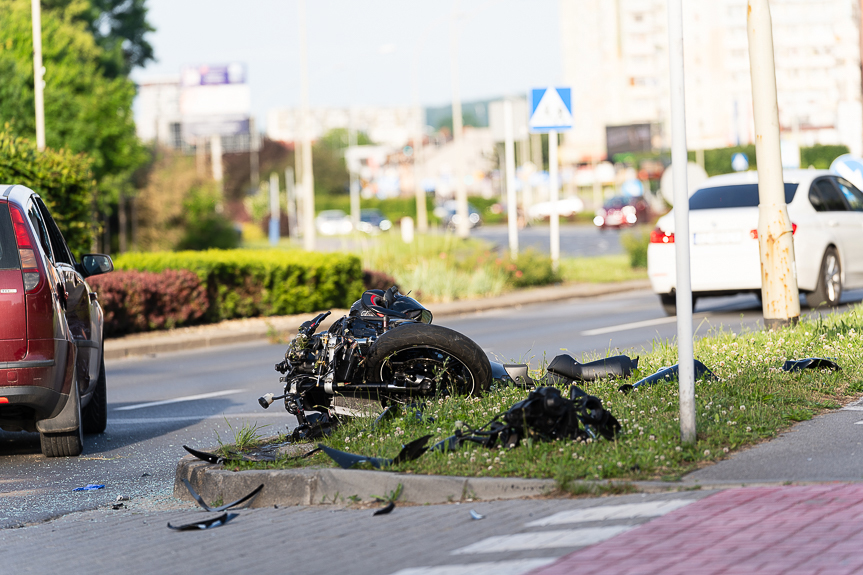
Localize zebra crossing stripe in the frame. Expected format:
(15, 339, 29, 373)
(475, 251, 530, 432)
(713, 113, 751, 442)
(451, 526, 632, 554)
(525, 499, 694, 526)
(389, 558, 557, 575)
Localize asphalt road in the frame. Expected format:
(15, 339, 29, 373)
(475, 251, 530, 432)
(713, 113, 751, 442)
(2, 287, 863, 529)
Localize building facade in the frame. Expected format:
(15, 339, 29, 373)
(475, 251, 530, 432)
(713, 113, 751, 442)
(559, 0, 863, 161)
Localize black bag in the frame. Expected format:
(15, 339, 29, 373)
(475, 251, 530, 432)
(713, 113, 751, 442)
(503, 386, 583, 442)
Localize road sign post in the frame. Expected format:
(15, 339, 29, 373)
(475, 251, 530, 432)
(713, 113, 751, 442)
(504, 99, 519, 258)
(668, 0, 696, 444)
(529, 87, 572, 271)
(269, 172, 280, 246)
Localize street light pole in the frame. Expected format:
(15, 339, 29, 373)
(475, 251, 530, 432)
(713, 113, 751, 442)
(31, 0, 45, 151)
(668, 0, 696, 444)
(297, 0, 316, 251)
(748, 0, 800, 327)
(449, 2, 469, 239)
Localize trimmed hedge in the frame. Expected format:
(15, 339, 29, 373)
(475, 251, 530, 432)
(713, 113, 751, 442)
(89, 269, 208, 336)
(113, 249, 365, 322)
(0, 130, 95, 256)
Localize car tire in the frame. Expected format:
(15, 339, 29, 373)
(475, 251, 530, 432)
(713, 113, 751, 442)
(659, 293, 698, 316)
(82, 354, 107, 434)
(40, 386, 84, 457)
(808, 247, 842, 308)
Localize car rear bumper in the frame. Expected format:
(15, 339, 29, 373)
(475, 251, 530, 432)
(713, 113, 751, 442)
(0, 385, 67, 432)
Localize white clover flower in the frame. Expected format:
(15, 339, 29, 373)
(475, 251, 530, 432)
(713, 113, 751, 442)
(704, 450, 711, 456)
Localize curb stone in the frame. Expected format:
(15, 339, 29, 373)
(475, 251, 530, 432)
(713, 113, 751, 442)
(174, 456, 863, 508)
(107, 280, 651, 360)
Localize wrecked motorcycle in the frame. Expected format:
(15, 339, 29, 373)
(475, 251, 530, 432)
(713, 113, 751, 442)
(258, 287, 493, 431)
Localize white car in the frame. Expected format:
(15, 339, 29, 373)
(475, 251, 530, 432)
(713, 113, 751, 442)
(527, 197, 585, 219)
(647, 169, 863, 315)
(315, 210, 353, 236)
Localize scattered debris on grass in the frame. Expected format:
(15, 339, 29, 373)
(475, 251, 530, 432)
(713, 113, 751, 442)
(167, 513, 238, 531)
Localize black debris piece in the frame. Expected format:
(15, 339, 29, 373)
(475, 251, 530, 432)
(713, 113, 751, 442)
(116, 495, 131, 502)
(168, 512, 238, 531)
(183, 445, 225, 465)
(490, 362, 536, 388)
(547, 354, 638, 384)
(373, 502, 395, 516)
(110, 502, 124, 510)
(782, 358, 841, 372)
(290, 412, 338, 441)
(141, 473, 151, 477)
(181, 479, 263, 512)
(571, 386, 622, 440)
(319, 435, 432, 470)
(620, 359, 717, 393)
(470, 509, 485, 520)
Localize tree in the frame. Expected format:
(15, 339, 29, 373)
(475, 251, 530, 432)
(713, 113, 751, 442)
(42, 0, 155, 77)
(0, 0, 147, 211)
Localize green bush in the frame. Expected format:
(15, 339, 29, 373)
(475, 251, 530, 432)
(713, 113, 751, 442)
(801, 144, 849, 169)
(620, 229, 650, 268)
(176, 184, 240, 251)
(0, 130, 95, 255)
(114, 249, 364, 321)
(506, 249, 560, 288)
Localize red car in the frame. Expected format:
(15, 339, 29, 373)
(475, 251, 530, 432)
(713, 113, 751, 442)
(0, 185, 113, 457)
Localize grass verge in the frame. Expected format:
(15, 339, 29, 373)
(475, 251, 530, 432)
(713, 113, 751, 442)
(220, 305, 863, 482)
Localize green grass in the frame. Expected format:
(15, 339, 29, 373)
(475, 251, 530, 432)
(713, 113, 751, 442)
(558, 254, 647, 284)
(218, 305, 863, 482)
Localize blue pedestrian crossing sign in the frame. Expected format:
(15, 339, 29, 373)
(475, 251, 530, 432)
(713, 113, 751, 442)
(529, 87, 573, 133)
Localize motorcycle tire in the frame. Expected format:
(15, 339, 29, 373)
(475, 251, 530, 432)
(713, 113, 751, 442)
(364, 323, 491, 397)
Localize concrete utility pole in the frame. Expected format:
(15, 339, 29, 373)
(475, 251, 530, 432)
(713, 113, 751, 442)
(348, 118, 360, 232)
(269, 172, 280, 246)
(210, 134, 223, 187)
(298, 0, 316, 251)
(748, 0, 800, 327)
(504, 99, 518, 259)
(249, 117, 260, 193)
(285, 167, 298, 240)
(668, 0, 696, 444)
(449, 1, 469, 239)
(31, 0, 45, 150)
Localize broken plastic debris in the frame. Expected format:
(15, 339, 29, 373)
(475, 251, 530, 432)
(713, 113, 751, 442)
(470, 509, 485, 520)
(167, 512, 238, 531)
(181, 479, 263, 512)
(619, 359, 716, 393)
(318, 435, 432, 470)
(490, 362, 536, 388)
(183, 445, 225, 464)
(110, 503, 124, 510)
(547, 354, 638, 383)
(72, 484, 104, 491)
(782, 358, 841, 372)
(116, 495, 130, 502)
(373, 502, 395, 516)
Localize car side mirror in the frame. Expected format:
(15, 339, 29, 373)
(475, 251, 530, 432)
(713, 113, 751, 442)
(81, 254, 114, 277)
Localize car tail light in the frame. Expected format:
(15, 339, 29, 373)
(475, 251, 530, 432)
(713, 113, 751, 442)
(749, 223, 796, 240)
(9, 204, 43, 293)
(649, 227, 674, 244)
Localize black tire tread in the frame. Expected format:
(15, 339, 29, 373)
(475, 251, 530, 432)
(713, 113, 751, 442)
(808, 247, 841, 308)
(364, 323, 491, 395)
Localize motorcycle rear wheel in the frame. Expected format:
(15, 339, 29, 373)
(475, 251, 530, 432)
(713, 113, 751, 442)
(365, 323, 491, 397)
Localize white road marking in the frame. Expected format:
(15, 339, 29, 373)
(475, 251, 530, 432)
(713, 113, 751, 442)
(451, 526, 631, 554)
(581, 316, 679, 336)
(389, 558, 556, 575)
(113, 389, 246, 411)
(108, 412, 290, 424)
(843, 398, 863, 411)
(854, 420, 863, 425)
(525, 499, 693, 526)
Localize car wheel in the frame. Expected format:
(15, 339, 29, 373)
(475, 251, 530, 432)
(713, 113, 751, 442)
(808, 247, 842, 308)
(40, 385, 84, 457)
(660, 293, 676, 316)
(82, 354, 107, 434)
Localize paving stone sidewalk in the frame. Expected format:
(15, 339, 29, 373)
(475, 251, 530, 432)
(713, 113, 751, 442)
(532, 483, 863, 575)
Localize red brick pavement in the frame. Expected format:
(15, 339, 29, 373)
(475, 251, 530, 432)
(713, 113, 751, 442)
(531, 484, 863, 575)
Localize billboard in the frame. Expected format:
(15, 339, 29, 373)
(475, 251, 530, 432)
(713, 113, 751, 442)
(180, 63, 250, 138)
(605, 123, 660, 158)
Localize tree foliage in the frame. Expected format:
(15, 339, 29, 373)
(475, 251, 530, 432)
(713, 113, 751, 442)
(0, 0, 147, 208)
(0, 129, 95, 255)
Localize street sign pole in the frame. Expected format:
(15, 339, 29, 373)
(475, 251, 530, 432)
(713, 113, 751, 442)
(668, 0, 696, 444)
(549, 130, 560, 270)
(297, 0, 315, 251)
(504, 99, 519, 259)
(285, 167, 298, 241)
(748, 0, 800, 327)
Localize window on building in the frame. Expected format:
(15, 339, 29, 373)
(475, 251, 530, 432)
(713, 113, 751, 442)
(170, 123, 182, 150)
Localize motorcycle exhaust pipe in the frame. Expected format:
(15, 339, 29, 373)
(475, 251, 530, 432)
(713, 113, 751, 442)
(258, 392, 289, 409)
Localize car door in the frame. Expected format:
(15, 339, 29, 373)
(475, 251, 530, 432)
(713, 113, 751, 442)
(831, 177, 863, 286)
(808, 177, 859, 285)
(33, 197, 101, 395)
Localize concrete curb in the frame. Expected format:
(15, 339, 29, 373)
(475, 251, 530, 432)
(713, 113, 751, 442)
(106, 280, 651, 360)
(174, 456, 863, 509)
(175, 456, 559, 507)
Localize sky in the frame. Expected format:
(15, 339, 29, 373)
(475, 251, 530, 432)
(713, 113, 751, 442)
(132, 0, 563, 124)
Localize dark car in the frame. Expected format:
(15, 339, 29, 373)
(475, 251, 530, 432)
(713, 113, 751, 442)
(438, 200, 482, 230)
(357, 208, 392, 234)
(0, 185, 113, 457)
(593, 196, 650, 229)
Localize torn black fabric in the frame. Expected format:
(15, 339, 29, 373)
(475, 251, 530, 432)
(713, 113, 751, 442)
(547, 354, 638, 382)
(167, 513, 238, 531)
(782, 358, 841, 372)
(620, 359, 717, 393)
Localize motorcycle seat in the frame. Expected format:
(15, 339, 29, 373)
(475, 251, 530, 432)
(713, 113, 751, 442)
(361, 289, 410, 319)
